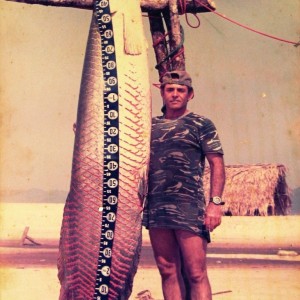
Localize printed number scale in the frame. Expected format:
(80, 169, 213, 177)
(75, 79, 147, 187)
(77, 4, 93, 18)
(94, 0, 119, 299)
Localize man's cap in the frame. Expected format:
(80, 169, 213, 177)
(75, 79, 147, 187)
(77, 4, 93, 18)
(160, 70, 193, 89)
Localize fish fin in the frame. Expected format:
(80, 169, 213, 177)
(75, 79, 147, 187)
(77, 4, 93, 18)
(123, 0, 147, 55)
(138, 164, 148, 206)
(109, 0, 118, 13)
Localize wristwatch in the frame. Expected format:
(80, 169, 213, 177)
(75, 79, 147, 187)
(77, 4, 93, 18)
(209, 196, 225, 206)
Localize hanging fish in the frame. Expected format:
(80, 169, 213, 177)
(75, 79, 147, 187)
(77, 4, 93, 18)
(57, 1, 151, 299)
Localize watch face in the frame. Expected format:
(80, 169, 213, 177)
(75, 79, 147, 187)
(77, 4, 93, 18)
(212, 196, 222, 204)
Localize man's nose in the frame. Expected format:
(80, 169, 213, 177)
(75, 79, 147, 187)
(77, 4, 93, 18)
(172, 89, 178, 96)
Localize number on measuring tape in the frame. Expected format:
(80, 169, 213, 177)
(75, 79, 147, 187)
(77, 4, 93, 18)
(103, 247, 112, 258)
(99, 284, 109, 295)
(106, 60, 116, 69)
(99, 0, 108, 8)
(107, 161, 118, 171)
(108, 93, 118, 102)
(107, 144, 118, 153)
(107, 127, 118, 137)
(107, 110, 118, 119)
(93, 0, 120, 299)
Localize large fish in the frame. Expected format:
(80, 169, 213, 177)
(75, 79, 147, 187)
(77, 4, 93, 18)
(57, 0, 151, 299)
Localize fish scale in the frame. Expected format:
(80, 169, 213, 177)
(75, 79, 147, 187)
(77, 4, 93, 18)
(57, 0, 151, 299)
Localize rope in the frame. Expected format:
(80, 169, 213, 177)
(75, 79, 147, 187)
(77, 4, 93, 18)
(178, 0, 201, 28)
(144, 3, 299, 47)
(196, 1, 300, 47)
(152, 32, 169, 48)
(185, 13, 201, 29)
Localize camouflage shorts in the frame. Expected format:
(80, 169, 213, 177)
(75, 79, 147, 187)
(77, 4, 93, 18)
(142, 198, 211, 243)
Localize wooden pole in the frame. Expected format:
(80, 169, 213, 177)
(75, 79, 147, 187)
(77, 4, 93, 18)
(148, 11, 169, 79)
(165, 0, 185, 71)
(5, 0, 216, 13)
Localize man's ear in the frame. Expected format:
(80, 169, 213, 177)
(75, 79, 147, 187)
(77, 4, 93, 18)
(188, 90, 194, 101)
(160, 88, 164, 98)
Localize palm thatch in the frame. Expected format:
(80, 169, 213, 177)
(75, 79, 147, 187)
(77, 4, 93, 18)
(203, 164, 292, 216)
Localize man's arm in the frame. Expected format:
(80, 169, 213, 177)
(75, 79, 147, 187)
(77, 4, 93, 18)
(204, 153, 225, 231)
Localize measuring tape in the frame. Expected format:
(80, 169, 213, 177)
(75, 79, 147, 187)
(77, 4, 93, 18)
(94, 0, 119, 299)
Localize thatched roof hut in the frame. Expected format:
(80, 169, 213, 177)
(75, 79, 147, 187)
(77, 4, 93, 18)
(203, 164, 291, 216)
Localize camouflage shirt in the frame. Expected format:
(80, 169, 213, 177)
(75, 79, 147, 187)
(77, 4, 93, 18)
(142, 112, 224, 241)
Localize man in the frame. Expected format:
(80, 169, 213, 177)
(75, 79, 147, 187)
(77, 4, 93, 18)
(142, 71, 225, 300)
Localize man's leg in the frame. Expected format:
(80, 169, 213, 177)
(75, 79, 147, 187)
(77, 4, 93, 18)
(149, 228, 185, 300)
(175, 230, 212, 300)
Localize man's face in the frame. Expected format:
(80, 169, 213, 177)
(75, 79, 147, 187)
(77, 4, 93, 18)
(161, 84, 193, 112)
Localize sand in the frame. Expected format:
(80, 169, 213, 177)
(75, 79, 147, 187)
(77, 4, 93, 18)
(1, 203, 300, 299)
(1, 266, 299, 300)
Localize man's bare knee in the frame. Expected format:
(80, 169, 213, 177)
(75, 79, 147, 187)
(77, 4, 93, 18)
(187, 266, 209, 286)
(156, 260, 178, 280)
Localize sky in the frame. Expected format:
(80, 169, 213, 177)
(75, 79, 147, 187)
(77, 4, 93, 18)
(1, 0, 299, 194)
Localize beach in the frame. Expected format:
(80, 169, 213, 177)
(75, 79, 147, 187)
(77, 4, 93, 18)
(1, 203, 300, 299)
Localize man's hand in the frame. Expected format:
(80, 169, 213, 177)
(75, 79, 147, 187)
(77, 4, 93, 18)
(204, 202, 223, 232)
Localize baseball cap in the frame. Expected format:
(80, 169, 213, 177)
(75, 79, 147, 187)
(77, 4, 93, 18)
(160, 70, 193, 89)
